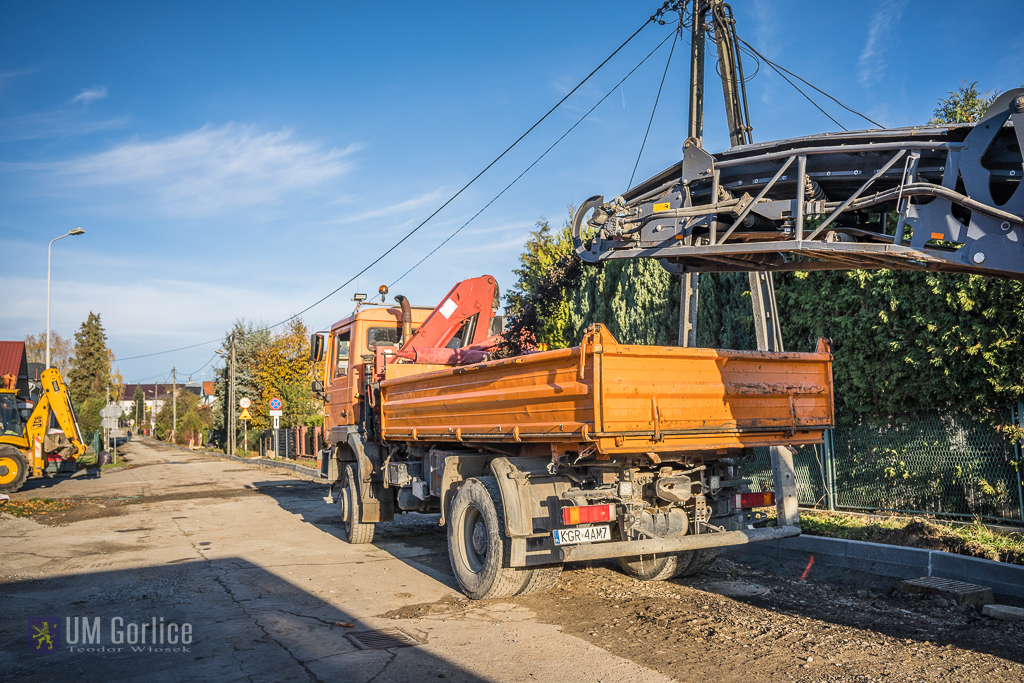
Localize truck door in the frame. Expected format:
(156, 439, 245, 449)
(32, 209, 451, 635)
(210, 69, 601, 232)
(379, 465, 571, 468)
(325, 328, 352, 440)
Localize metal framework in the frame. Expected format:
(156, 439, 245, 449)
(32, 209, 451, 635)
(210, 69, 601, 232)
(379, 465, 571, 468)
(574, 87, 1024, 280)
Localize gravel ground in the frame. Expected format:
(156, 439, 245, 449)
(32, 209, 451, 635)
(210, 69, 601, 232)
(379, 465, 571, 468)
(375, 510, 1024, 682)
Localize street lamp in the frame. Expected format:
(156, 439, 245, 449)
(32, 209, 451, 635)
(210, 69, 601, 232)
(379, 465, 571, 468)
(47, 227, 85, 369)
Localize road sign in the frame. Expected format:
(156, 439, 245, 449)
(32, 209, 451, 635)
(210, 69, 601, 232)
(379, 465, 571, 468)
(273, 415, 280, 429)
(268, 409, 283, 417)
(239, 397, 251, 409)
(269, 397, 283, 411)
(100, 404, 121, 418)
(101, 418, 118, 429)
(238, 407, 252, 421)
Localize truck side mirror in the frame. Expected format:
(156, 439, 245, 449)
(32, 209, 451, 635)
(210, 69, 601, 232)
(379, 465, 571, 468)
(311, 380, 325, 400)
(310, 333, 325, 362)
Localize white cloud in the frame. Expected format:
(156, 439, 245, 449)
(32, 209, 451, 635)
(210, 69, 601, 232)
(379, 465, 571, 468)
(71, 86, 108, 104)
(19, 124, 360, 216)
(857, 0, 908, 87)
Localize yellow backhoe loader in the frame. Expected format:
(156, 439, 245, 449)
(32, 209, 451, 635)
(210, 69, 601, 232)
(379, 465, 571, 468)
(0, 367, 86, 493)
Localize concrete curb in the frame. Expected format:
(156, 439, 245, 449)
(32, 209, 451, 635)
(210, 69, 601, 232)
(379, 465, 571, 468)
(137, 438, 323, 481)
(723, 533, 1024, 600)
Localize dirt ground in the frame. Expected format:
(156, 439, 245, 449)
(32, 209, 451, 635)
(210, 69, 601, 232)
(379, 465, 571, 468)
(5, 440, 1023, 682)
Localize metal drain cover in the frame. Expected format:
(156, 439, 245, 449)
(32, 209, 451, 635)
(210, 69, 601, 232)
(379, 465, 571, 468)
(346, 628, 422, 650)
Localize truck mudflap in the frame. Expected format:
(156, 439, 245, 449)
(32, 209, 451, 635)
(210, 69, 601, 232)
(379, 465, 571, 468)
(557, 524, 801, 563)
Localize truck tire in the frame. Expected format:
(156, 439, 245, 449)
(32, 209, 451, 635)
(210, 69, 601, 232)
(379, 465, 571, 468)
(518, 565, 562, 595)
(341, 464, 375, 544)
(448, 477, 532, 600)
(0, 446, 28, 494)
(677, 548, 720, 576)
(616, 553, 687, 581)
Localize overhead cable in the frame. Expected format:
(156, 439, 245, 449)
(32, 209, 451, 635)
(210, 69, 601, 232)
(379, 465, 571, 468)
(275, 12, 662, 330)
(629, 33, 679, 188)
(389, 30, 677, 289)
(738, 38, 883, 129)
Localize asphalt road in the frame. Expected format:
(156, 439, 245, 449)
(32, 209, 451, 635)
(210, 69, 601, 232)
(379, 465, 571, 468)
(0, 440, 665, 683)
(2, 440, 1021, 682)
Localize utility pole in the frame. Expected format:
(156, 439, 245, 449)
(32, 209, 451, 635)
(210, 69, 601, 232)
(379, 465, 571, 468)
(228, 333, 236, 456)
(679, 0, 706, 348)
(172, 367, 177, 445)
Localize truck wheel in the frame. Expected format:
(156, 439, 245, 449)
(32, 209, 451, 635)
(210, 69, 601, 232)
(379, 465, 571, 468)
(677, 548, 720, 576)
(448, 477, 532, 599)
(518, 565, 561, 595)
(0, 446, 28, 494)
(341, 464, 375, 544)
(616, 553, 686, 581)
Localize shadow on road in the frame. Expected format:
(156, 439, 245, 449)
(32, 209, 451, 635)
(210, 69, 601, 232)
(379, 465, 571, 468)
(1, 557, 488, 682)
(252, 479, 460, 591)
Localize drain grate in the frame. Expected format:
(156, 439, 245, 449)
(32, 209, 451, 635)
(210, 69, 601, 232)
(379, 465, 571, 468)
(346, 628, 422, 650)
(901, 577, 994, 605)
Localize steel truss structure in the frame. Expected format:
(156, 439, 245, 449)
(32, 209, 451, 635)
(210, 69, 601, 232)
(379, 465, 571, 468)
(574, 88, 1024, 280)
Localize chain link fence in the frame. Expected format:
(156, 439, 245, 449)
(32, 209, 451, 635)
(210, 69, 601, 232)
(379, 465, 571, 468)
(743, 404, 1024, 524)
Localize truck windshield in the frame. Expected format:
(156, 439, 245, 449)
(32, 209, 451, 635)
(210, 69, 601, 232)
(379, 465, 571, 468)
(366, 326, 401, 350)
(0, 394, 22, 436)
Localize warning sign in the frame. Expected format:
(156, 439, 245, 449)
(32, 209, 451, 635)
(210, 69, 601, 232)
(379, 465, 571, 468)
(239, 407, 252, 421)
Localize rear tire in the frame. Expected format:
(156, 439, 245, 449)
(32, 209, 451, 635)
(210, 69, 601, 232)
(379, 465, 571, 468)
(518, 565, 562, 595)
(677, 548, 719, 576)
(617, 547, 721, 581)
(0, 446, 28, 494)
(448, 477, 532, 599)
(616, 553, 685, 581)
(341, 464, 375, 544)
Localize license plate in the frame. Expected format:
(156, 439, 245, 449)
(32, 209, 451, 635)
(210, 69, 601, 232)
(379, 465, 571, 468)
(552, 525, 611, 546)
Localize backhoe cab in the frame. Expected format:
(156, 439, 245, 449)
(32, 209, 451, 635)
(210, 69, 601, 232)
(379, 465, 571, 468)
(0, 367, 86, 493)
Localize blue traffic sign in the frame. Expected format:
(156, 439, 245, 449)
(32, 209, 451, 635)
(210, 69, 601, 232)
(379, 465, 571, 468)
(269, 397, 283, 411)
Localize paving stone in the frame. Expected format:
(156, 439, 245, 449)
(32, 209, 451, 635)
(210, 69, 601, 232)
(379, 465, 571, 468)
(982, 604, 1024, 621)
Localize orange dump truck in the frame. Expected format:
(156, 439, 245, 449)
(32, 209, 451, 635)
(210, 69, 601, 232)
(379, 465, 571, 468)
(313, 276, 834, 599)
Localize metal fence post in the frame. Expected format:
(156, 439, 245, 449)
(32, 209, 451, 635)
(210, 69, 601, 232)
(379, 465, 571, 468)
(1015, 401, 1024, 523)
(825, 428, 836, 511)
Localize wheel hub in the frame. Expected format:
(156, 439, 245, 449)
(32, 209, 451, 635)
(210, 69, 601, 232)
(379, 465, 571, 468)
(471, 520, 488, 555)
(339, 488, 350, 521)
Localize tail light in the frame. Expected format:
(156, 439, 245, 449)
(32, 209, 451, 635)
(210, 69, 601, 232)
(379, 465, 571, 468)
(561, 504, 614, 525)
(735, 492, 775, 509)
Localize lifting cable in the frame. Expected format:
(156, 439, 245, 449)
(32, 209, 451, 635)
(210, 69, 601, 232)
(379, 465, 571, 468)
(388, 30, 677, 290)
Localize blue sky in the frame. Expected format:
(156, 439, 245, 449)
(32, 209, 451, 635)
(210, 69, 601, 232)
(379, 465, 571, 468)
(2, 0, 1022, 385)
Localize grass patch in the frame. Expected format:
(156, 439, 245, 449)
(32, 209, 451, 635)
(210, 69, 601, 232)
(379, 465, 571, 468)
(1, 497, 78, 518)
(792, 510, 1024, 565)
(75, 454, 129, 470)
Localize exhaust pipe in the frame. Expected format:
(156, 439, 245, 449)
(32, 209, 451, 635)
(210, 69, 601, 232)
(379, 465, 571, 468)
(395, 295, 412, 344)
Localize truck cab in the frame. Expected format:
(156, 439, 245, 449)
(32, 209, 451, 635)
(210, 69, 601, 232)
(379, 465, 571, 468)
(321, 304, 433, 447)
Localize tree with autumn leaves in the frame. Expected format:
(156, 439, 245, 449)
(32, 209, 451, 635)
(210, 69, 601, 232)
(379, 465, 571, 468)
(213, 318, 323, 449)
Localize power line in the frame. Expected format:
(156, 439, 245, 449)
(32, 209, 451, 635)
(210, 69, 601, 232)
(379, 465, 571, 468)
(629, 33, 678, 188)
(390, 30, 677, 288)
(738, 38, 883, 129)
(271, 12, 660, 330)
(117, 338, 220, 361)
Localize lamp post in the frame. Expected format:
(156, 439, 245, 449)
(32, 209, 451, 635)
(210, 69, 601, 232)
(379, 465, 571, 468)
(47, 227, 86, 369)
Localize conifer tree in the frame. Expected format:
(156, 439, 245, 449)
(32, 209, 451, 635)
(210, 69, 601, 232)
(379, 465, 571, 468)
(67, 312, 111, 404)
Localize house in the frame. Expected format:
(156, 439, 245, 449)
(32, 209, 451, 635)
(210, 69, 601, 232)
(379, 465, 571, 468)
(0, 341, 30, 397)
(116, 383, 203, 425)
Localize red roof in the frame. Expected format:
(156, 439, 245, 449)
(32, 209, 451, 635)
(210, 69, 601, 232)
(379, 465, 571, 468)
(0, 341, 27, 379)
(203, 381, 216, 396)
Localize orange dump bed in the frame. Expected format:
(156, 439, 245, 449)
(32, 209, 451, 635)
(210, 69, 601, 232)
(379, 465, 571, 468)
(380, 324, 834, 457)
